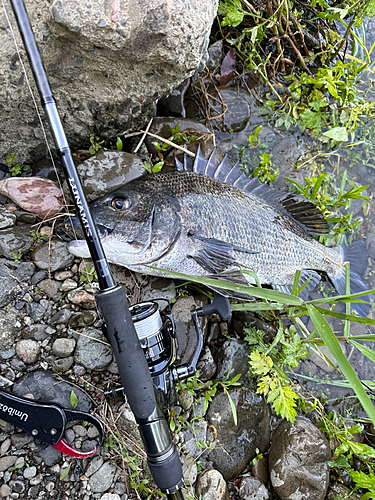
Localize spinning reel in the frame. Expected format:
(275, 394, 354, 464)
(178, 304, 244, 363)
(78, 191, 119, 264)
(106, 294, 232, 409)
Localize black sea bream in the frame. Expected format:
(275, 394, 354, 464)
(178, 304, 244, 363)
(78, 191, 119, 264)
(67, 148, 371, 316)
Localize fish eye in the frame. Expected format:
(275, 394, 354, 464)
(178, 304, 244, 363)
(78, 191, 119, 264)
(112, 197, 131, 211)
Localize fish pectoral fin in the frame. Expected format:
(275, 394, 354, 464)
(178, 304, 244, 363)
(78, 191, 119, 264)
(273, 270, 321, 300)
(189, 234, 259, 275)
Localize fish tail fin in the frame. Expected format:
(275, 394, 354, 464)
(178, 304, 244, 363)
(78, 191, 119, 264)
(330, 241, 371, 317)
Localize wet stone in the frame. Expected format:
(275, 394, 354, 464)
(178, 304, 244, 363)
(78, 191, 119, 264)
(196, 469, 230, 500)
(31, 240, 74, 272)
(215, 338, 250, 382)
(16, 339, 41, 364)
(0, 226, 33, 260)
(269, 417, 331, 500)
(20, 324, 48, 342)
(12, 370, 92, 412)
(74, 328, 113, 371)
(204, 382, 271, 480)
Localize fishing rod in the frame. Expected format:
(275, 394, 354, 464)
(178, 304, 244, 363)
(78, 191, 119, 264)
(7, 0, 184, 498)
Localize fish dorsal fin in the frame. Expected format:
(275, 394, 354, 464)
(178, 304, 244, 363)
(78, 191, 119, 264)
(175, 149, 329, 236)
(246, 178, 330, 235)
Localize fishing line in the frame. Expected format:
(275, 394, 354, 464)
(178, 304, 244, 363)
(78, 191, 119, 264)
(1, 0, 78, 240)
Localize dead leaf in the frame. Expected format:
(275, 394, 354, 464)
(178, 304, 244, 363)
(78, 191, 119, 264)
(0, 177, 63, 219)
(220, 48, 236, 86)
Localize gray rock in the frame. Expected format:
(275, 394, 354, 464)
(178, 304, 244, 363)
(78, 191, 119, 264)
(211, 89, 251, 132)
(0, 455, 17, 472)
(0, 226, 33, 260)
(50, 308, 73, 325)
(31, 270, 48, 285)
(52, 338, 76, 357)
(0, 259, 35, 308)
(52, 356, 74, 373)
(31, 240, 75, 272)
(73, 151, 146, 201)
(269, 417, 331, 500)
(182, 418, 208, 458)
(85, 455, 104, 478)
(1, 0, 217, 163)
(197, 346, 217, 382)
(37, 445, 62, 466)
(0, 206, 16, 229)
(238, 476, 270, 500)
(117, 405, 140, 443)
(27, 299, 52, 322)
(204, 383, 271, 480)
(20, 324, 49, 341)
(196, 469, 230, 500)
(67, 289, 97, 309)
(10, 432, 33, 448)
(68, 310, 97, 328)
(37, 279, 60, 299)
(216, 338, 250, 382)
(74, 328, 113, 371)
(0, 303, 21, 359)
(89, 461, 117, 493)
(206, 40, 223, 73)
(12, 370, 92, 412)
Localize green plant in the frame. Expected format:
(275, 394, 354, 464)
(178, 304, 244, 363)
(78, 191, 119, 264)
(70, 390, 78, 409)
(176, 369, 241, 425)
(89, 134, 104, 155)
(286, 170, 370, 245)
(11, 249, 22, 264)
(116, 136, 123, 151)
(144, 160, 164, 174)
(246, 325, 308, 421)
(103, 433, 159, 499)
(6, 151, 29, 176)
(253, 152, 278, 184)
(80, 265, 98, 284)
(30, 230, 49, 244)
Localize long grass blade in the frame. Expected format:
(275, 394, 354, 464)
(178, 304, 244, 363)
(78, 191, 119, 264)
(350, 340, 375, 364)
(230, 303, 285, 311)
(148, 266, 304, 305)
(312, 306, 375, 326)
(306, 304, 375, 425)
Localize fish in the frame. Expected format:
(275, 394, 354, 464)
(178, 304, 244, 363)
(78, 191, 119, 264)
(67, 147, 371, 316)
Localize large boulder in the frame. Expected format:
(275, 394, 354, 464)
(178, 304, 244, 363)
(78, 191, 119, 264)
(0, 0, 218, 163)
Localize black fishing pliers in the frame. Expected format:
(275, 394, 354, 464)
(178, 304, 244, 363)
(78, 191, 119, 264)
(0, 388, 104, 458)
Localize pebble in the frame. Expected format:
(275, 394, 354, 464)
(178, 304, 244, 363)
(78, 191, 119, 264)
(88, 462, 116, 493)
(54, 270, 74, 281)
(239, 476, 270, 500)
(0, 456, 17, 472)
(23, 466, 37, 479)
(0, 484, 11, 498)
(31, 240, 75, 272)
(15, 339, 41, 364)
(67, 290, 97, 309)
(50, 308, 73, 325)
(52, 338, 76, 357)
(74, 328, 113, 371)
(52, 356, 74, 373)
(0, 206, 16, 229)
(60, 278, 79, 292)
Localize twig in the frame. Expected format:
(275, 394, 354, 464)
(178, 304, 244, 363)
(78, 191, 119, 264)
(133, 118, 153, 154)
(140, 131, 195, 157)
(282, 34, 313, 77)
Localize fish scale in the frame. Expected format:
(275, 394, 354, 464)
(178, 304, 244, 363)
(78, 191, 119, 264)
(67, 150, 371, 316)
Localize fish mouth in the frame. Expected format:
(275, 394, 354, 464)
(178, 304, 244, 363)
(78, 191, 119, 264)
(65, 216, 110, 240)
